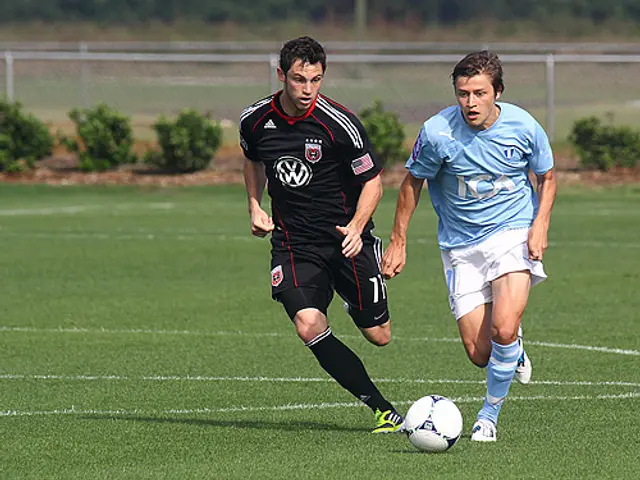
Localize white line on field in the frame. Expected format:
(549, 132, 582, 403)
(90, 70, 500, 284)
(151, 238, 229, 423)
(0, 228, 639, 249)
(412, 238, 640, 249)
(391, 335, 640, 356)
(2, 391, 639, 418)
(0, 206, 96, 216)
(0, 326, 287, 337)
(524, 340, 640, 356)
(1, 203, 639, 217)
(1, 373, 639, 389)
(0, 203, 175, 217)
(0, 231, 256, 242)
(1, 325, 638, 357)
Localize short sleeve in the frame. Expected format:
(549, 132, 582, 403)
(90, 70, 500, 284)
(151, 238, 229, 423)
(529, 122, 554, 175)
(343, 117, 383, 184)
(238, 117, 259, 162)
(405, 126, 442, 179)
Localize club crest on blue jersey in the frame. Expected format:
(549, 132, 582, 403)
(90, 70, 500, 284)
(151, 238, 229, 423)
(504, 147, 517, 161)
(305, 139, 323, 163)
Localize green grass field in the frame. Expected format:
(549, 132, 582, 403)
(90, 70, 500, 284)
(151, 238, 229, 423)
(1, 184, 639, 479)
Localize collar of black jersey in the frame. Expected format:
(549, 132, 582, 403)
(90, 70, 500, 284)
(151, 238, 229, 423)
(271, 90, 318, 124)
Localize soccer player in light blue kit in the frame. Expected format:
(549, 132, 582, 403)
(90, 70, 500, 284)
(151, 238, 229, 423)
(382, 51, 557, 441)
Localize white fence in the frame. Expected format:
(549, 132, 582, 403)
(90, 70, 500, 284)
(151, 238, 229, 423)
(3, 49, 640, 142)
(3, 41, 640, 53)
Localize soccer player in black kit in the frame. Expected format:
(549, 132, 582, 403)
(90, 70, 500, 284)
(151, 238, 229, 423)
(239, 36, 403, 433)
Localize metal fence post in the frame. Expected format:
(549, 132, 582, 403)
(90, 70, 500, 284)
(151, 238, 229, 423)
(80, 41, 90, 107)
(5, 51, 14, 101)
(269, 53, 279, 93)
(545, 53, 555, 142)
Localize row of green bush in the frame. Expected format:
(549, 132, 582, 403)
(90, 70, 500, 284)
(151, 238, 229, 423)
(568, 116, 640, 171)
(0, 98, 636, 173)
(0, 100, 224, 173)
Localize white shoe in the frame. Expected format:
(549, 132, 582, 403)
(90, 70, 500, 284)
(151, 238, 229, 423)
(471, 419, 497, 442)
(514, 326, 532, 385)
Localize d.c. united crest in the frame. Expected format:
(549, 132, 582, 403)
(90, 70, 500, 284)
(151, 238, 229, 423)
(271, 265, 284, 287)
(305, 139, 322, 163)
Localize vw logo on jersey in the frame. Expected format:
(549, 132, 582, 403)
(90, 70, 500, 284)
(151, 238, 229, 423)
(274, 156, 313, 188)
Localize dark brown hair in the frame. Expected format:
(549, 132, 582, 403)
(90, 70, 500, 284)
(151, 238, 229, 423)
(279, 36, 326, 74)
(451, 50, 505, 95)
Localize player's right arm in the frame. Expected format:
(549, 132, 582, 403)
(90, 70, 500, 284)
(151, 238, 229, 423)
(239, 111, 274, 238)
(243, 158, 274, 238)
(382, 123, 440, 279)
(381, 172, 424, 278)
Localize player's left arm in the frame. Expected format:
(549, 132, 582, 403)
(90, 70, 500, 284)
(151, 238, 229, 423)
(335, 113, 383, 258)
(528, 122, 557, 261)
(337, 174, 382, 258)
(528, 168, 556, 260)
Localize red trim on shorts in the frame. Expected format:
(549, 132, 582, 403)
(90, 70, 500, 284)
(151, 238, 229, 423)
(351, 257, 363, 310)
(341, 190, 361, 308)
(252, 108, 275, 133)
(273, 208, 298, 287)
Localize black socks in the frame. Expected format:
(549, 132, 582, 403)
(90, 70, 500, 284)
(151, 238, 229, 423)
(305, 327, 394, 413)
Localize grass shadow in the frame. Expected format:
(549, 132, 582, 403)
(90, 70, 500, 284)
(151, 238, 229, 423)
(80, 415, 369, 433)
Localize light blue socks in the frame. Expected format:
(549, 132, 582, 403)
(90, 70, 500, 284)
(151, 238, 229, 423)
(477, 339, 520, 424)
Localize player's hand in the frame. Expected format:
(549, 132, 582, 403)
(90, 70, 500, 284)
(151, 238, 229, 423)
(250, 208, 275, 238)
(527, 223, 548, 260)
(336, 224, 363, 258)
(381, 240, 406, 279)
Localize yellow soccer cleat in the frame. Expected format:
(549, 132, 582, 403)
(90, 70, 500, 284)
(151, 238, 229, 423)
(372, 408, 404, 434)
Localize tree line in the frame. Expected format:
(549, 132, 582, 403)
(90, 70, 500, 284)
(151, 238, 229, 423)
(1, 0, 639, 25)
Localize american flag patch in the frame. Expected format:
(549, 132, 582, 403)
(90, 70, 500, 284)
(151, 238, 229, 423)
(351, 153, 374, 175)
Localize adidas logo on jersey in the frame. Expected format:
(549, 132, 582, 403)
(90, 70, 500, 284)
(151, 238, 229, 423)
(264, 119, 277, 129)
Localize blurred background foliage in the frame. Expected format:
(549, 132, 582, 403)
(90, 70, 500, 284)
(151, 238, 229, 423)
(1, 1, 640, 41)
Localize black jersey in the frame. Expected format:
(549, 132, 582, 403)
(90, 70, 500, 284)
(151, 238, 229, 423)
(239, 91, 382, 244)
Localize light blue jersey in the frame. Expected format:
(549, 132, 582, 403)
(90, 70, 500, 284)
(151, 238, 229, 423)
(406, 102, 554, 250)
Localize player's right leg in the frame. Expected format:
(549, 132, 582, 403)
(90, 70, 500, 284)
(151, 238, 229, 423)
(280, 290, 402, 432)
(270, 244, 400, 432)
(441, 249, 493, 368)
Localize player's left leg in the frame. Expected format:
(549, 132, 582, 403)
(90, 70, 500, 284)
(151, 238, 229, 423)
(472, 270, 531, 441)
(334, 235, 403, 433)
(440, 246, 494, 368)
(343, 299, 390, 345)
(457, 302, 493, 367)
(338, 234, 392, 347)
(515, 324, 532, 384)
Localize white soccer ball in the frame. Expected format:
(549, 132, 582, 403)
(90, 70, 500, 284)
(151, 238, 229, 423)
(404, 395, 463, 453)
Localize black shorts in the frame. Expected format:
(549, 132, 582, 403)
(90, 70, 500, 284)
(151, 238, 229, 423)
(270, 232, 389, 328)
